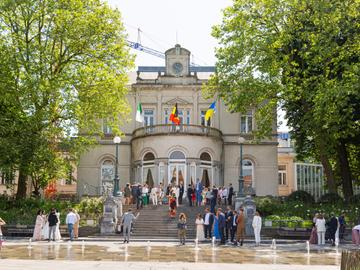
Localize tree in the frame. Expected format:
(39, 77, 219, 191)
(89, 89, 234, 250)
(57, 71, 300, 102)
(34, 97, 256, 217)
(0, 0, 134, 198)
(206, 0, 360, 198)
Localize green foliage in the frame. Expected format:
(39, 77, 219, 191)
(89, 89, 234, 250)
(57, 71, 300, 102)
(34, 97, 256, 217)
(206, 0, 360, 197)
(319, 193, 344, 204)
(74, 197, 103, 220)
(254, 196, 281, 216)
(286, 191, 315, 204)
(0, 196, 104, 225)
(0, 196, 77, 225)
(0, 0, 134, 198)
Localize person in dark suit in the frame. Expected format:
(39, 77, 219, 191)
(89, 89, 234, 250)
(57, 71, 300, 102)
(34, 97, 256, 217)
(187, 185, 193, 207)
(179, 183, 184, 205)
(225, 206, 233, 241)
(212, 186, 218, 205)
(203, 208, 214, 239)
(131, 184, 138, 204)
(230, 210, 238, 244)
(136, 184, 142, 209)
(217, 208, 226, 245)
(228, 183, 234, 206)
(210, 191, 216, 214)
(328, 213, 338, 246)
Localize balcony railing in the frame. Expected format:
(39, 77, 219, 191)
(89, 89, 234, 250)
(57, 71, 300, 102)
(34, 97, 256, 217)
(132, 124, 223, 139)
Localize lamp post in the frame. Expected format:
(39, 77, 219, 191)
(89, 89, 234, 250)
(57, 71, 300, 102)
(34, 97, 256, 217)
(237, 136, 246, 198)
(113, 136, 121, 197)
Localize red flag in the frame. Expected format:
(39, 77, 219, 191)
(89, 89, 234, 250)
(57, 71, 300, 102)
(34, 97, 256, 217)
(169, 103, 180, 125)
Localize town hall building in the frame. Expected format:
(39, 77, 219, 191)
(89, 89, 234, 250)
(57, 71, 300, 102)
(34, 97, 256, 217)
(77, 45, 278, 197)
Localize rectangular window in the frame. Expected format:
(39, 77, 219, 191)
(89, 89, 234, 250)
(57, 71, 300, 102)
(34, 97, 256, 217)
(186, 109, 190, 125)
(200, 110, 212, 126)
(240, 110, 253, 133)
(102, 119, 112, 135)
(278, 165, 287, 185)
(164, 109, 169, 124)
(177, 109, 190, 125)
(144, 109, 155, 126)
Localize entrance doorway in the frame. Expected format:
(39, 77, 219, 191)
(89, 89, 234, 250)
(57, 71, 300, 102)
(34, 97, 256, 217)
(168, 150, 186, 187)
(169, 163, 186, 186)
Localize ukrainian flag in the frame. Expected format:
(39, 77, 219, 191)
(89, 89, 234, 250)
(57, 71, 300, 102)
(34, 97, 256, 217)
(205, 101, 216, 122)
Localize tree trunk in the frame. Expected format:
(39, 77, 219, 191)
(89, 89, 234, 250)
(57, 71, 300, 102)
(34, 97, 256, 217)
(16, 166, 28, 199)
(319, 151, 337, 193)
(337, 142, 353, 199)
(317, 138, 337, 193)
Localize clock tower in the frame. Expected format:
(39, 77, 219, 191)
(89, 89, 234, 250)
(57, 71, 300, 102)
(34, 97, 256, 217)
(165, 44, 190, 77)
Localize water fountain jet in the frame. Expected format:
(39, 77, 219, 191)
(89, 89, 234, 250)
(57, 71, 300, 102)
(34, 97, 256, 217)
(27, 238, 33, 249)
(306, 241, 310, 256)
(211, 236, 217, 250)
(194, 238, 200, 250)
(271, 239, 276, 250)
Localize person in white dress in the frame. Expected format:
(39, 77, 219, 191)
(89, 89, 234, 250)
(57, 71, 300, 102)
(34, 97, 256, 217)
(174, 186, 180, 207)
(195, 214, 205, 241)
(55, 209, 61, 241)
(151, 186, 158, 205)
(41, 211, 49, 240)
(222, 187, 228, 205)
(315, 214, 326, 245)
(252, 211, 262, 246)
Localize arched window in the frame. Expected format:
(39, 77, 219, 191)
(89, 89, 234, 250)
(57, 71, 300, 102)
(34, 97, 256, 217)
(242, 159, 254, 188)
(143, 152, 155, 163)
(101, 160, 114, 183)
(200, 152, 211, 164)
(169, 150, 185, 160)
(200, 152, 212, 188)
(142, 152, 155, 187)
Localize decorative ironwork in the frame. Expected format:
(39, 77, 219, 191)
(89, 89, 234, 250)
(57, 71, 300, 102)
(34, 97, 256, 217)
(132, 124, 222, 139)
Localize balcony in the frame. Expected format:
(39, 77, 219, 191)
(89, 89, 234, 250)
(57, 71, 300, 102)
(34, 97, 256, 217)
(132, 124, 223, 139)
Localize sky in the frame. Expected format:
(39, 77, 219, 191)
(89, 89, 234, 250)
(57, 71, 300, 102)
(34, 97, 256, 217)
(108, 0, 232, 67)
(107, 0, 289, 132)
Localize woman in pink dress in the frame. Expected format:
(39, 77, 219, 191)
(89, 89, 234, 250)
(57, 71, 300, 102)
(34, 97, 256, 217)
(32, 210, 44, 241)
(309, 213, 318, 244)
(352, 224, 360, 245)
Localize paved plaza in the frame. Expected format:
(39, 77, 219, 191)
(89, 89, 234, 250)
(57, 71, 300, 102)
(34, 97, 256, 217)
(0, 239, 355, 269)
(0, 260, 339, 270)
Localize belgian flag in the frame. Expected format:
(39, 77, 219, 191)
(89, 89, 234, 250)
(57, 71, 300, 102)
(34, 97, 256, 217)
(169, 103, 180, 125)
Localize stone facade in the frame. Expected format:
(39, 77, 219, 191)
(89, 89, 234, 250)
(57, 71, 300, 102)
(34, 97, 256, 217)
(77, 45, 278, 197)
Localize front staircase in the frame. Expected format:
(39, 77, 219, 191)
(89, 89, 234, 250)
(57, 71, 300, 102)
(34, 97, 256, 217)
(123, 203, 206, 239)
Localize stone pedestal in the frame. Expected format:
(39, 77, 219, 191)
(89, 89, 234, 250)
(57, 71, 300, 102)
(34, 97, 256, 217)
(234, 195, 256, 236)
(234, 195, 246, 211)
(100, 196, 117, 234)
(243, 195, 256, 236)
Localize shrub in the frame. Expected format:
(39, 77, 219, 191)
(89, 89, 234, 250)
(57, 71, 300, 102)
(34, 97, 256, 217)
(319, 193, 343, 204)
(286, 190, 314, 204)
(0, 197, 77, 225)
(75, 197, 103, 220)
(254, 196, 281, 216)
(287, 216, 303, 228)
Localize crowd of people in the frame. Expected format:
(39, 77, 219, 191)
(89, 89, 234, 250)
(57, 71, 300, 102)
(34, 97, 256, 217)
(309, 212, 360, 246)
(32, 208, 80, 242)
(122, 180, 235, 215)
(178, 207, 262, 246)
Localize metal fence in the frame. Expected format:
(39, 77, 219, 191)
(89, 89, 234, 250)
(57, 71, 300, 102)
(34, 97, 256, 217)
(132, 124, 223, 139)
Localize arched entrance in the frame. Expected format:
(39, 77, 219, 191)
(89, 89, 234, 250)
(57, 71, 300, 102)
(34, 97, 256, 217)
(168, 150, 186, 187)
(101, 159, 114, 194)
(142, 152, 155, 187)
(200, 152, 212, 188)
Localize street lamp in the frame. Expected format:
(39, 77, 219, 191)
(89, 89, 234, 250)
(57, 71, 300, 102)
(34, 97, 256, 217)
(113, 136, 121, 197)
(237, 136, 246, 198)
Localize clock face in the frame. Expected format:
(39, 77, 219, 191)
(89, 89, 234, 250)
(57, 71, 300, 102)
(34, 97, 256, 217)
(172, 62, 183, 74)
